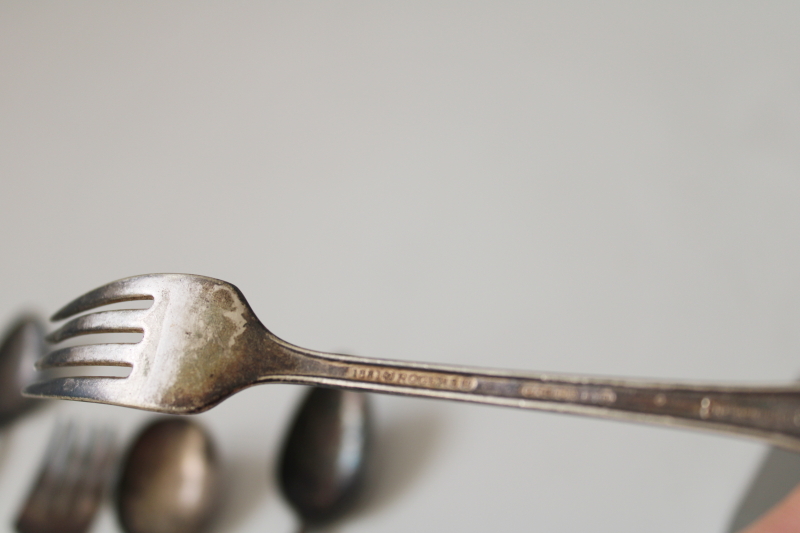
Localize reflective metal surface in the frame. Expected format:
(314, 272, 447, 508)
(116, 418, 219, 533)
(24, 273, 800, 452)
(0, 316, 45, 428)
(279, 387, 372, 528)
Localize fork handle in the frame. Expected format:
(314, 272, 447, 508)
(269, 345, 800, 451)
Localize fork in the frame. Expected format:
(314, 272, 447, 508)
(23, 273, 800, 451)
(15, 422, 116, 533)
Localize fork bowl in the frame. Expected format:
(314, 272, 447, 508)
(32, 274, 278, 413)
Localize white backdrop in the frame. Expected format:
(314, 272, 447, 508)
(1, 2, 800, 532)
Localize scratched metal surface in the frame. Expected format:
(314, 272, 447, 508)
(1, 3, 800, 532)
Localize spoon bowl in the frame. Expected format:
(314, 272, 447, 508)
(0, 315, 45, 427)
(278, 387, 373, 529)
(116, 418, 220, 533)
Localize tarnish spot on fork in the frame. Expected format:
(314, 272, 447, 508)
(153, 280, 276, 412)
(186, 287, 248, 354)
(211, 288, 236, 312)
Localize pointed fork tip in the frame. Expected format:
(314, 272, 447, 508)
(23, 379, 80, 400)
(51, 295, 154, 322)
(50, 278, 158, 322)
(49, 273, 228, 322)
(23, 376, 126, 403)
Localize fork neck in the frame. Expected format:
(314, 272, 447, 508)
(253, 336, 800, 452)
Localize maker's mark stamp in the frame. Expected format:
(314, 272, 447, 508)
(345, 365, 478, 392)
(520, 382, 617, 405)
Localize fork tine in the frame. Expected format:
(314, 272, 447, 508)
(51, 275, 159, 322)
(37, 344, 138, 369)
(47, 309, 148, 344)
(24, 377, 130, 406)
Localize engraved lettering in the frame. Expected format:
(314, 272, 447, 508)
(346, 365, 478, 392)
(708, 402, 762, 421)
(520, 383, 617, 405)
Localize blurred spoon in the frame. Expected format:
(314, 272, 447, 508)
(116, 418, 220, 533)
(278, 387, 373, 532)
(0, 315, 46, 428)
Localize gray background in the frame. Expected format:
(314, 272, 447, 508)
(2, 2, 800, 532)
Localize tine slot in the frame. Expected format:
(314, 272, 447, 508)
(38, 344, 138, 369)
(47, 310, 148, 344)
(51, 275, 159, 321)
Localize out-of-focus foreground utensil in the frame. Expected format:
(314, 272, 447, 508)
(116, 418, 220, 533)
(0, 315, 45, 427)
(727, 446, 800, 531)
(25, 274, 800, 451)
(15, 422, 116, 533)
(279, 387, 372, 531)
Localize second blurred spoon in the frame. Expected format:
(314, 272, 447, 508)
(0, 315, 46, 428)
(278, 387, 373, 532)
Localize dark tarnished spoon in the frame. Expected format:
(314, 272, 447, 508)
(0, 315, 45, 428)
(278, 387, 372, 531)
(116, 418, 220, 533)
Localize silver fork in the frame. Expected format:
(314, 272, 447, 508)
(23, 273, 800, 451)
(15, 422, 116, 533)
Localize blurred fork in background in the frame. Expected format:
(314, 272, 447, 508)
(15, 422, 116, 533)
